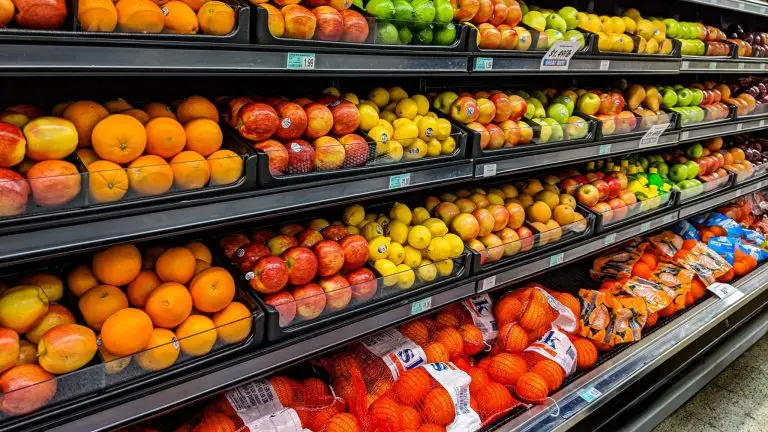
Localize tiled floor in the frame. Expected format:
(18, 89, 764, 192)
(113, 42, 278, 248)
(654, 335, 768, 432)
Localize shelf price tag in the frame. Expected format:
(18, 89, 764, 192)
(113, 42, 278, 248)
(738, 2, 746, 10)
(663, 213, 676, 224)
(738, 62, 746, 70)
(481, 276, 497, 292)
(680, 131, 690, 140)
(578, 387, 602, 402)
(482, 163, 497, 177)
(475, 57, 494, 71)
(760, 119, 766, 127)
(639, 123, 670, 147)
(388, 173, 411, 189)
(761, 63, 767, 71)
(604, 233, 617, 245)
(540, 41, 581, 70)
(549, 252, 564, 267)
(681, 61, 690, 70)
(640, 221, 651, 233)
(708, 283, 744, 305)
(598, 144, 611, 155)
(599, 60, 610, 70)
(410, 297, 432, 315)
(708, 62, 718, 70)
(736, 122, 744, 131)
(286, 53, 316, 70)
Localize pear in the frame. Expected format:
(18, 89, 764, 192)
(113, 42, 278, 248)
(626, 84, 646, 110)
(644, 86, 660, 112)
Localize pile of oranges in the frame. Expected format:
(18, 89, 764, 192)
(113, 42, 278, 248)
(67, 241, 252, 372)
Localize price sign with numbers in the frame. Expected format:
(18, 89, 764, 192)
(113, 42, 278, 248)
(549, 252, 564, 267)
(410, 297, 432, 315)
(640, 221, 651, 232)
(540, 41, 581, 70)
(598, 144, 611, 155)
(708, 283, 743, 305)
(736, 122, 743, 131)
(708, 62, 718, 70)
(604, 233, 617, 245)
(639, 123, 670, 147)
(475, 57, 493, 71)
(286, 53, 316, 70)
(482, 164, 497, 177)
(680, 131, 689, 140)
(388, 173, 411, 189)
(481, 276, 496, 292)
(599, 60, 610, 70)
(681, 61, 690, 69)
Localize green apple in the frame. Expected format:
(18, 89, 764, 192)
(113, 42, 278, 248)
(433, 23, 456, 45)
(652, 161, 669, 176)
(397, 25, 412, 44)
(552, 95, 574, 115)
(377, 22, 400, 44)
(690, 88, 704, 106)
(690, 106, 705, 123)
(434, 0, 453, 24)
(676, 88, 693, 107)
(522, 11, 546, 32)
(692, 39, 706, 55)
(663, 19, 680, 38)
(531, 89, 547, 104)
(557, 6, 578, 30)
(563, 30, 585, 49)
(543, 118, 564, 141)
(367, 0, 395, 21)
(684, 160, 699, 179)
(527, 97, 546, 118)
(519, 0, 528, 14)
(662, 89, 678, 109)
(531, 118, 552, 143)
(669, 164, 688, 182)
(546, 103, 570, 124)
(544, 29, 564, 48)
(546, 13, 567, 33)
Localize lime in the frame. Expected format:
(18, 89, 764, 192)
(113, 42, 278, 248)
(433, 23, 456, 45)
(398, 26, 413, 44)
(393, 0, 414, 24)
(377, 22, 400, 44)
(411, 0, 435, 29)
(434, 0, 453, 24)
(366, 0, 395, 21)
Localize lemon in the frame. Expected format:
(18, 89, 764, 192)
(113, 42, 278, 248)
(362, 222, 384, 240)
(404, 139, 427, 160)
(597, 32, 611, 52)
(393, 117, 412, 129)
(394, 122, 418, 146)
(342, 92, 359, 105)
(323, 86, 340, 97)
(403, 246, 423, 268)
(611, 16, 625, 34)
(636, 36, 647, 53)
(435, 258, 454, 277)
(412, 207, 430, 225)
(358, 104, 380, 132)
(342, 204, 365, 226)
(390, 202, 412, 225)
(389, 86, 409, 102)
(599, 15, 614, 33)
(369, 87, 390, 108)
(425, 112, 437, 119)
(369, 237, 391, 260)
(443, 233, 464, 258)
(436, 118, 452, 140)
(411, 94, 430, 116)
(359, 99, 380, 113)
(368, 125, 390, 145)
(386, 220, 409, 244)
(417, 259, 437, 282)
(308, 218, 330, 231)
(645, 38, 659, 54)
(376, 214, 390, 229)
(380, 111, 397, 124)
(417, 116, 438, 141)
(440, 137, 456, 155)
(408, 225, 432, 249)
(346, 225, 360, 235)
(423, 218, 448, 237)
(375, 140, 388, 157)
(426, 139, 442, 157)
(609, 34, 626, 52)
(621, 35, 634, 52)
(413, 115, 423, 124)
(378, 119, 394, 137)
(427, 237, 451, 261)
(361, 213, 377, 226)
(395, 264, 416, 289)
(395, 98, 418, 120)
(374, 259, 398, 287)
(577, 12, 588, 28)
(622, 16, 636, 34)
(388, 140, 404, 161)
(388, 242, 405, 265)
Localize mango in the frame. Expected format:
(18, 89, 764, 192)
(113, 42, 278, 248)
(0, 364, 56, 415)
(99, 344, 131, 374)
(0, 328, 19, 374)
(19, 273, 63, 303)
(16, 340, 37, 366)
(0, 286, 49, 333)
(38, 324, 97, 374)
(25, 304, 76, 344)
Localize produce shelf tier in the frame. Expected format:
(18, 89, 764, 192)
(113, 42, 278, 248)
(681, 0, 768, 17)
(681, 58, 768, 73)
(471, 56, 683, 75)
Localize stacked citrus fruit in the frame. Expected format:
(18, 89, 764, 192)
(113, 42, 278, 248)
(67, 242, 252, 373)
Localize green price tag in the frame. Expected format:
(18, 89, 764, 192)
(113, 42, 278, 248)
(549, 253, 564, 267)
(389, 173, 411, 189)
(475, 57, 493, 71)
(578, 387, 602, 402)
(640, 221, 651, 232)
(709, 62, 717, 70)
(410, 297, 432, 315)
(286, 53, 316, 70)
(599, 144, 611, 155)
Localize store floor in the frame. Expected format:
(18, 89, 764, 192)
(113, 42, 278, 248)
(653, 334, 768, 432)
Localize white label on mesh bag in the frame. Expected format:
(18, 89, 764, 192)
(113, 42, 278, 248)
(225, 380, 283, 417)
(361, 328, 427, 380)
(524, 328, 577, 376)
(536, 288, 578, 333)
(424, 362, 482, 432)
(462, 294, 498, 347)
(243, 408, 303, 432)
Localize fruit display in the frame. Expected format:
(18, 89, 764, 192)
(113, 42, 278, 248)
(361, 0, 459, 45)
(577, 84, 671, 137)
(728, 26, 768, 58)
(729, 76, 768, 116)
(228, 86, 459, 180)
(652, 82, 733, 126)
(660, 18, 731, 56)
(721, 134, 766, 181)
(580, 8, 676, 55)
(514, 4, 588, 51)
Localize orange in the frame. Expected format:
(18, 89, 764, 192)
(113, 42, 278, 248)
(184, 118, 222, 157)
(526, 201, 551, 224)
(433, 327, 463, 358)
(145, 117, 186, 158)
(171, 150, 210, 190)
(370, 379, 393, 396)
(144, 102, 177, 120)
(531, 359, 564, 392)
(197, 1, 235, 36)
(475, 382, 514, 422)
(0, 0, 13, 26)
(101, 307, 154, 357)
(104, 99, 133, 113)
(497, 322, 528, 353)
(423, 342, 449, 363)
(207, 149, 243, 186)
(638, 253, 658, 270)
(556, 292, 580, 319)
(494, 294, 522, 325)
(646, 311, 659, 327)
(67, 264, 99, 297)
(116, 0, 164, 33)
(326, 413, 361, 432)
(631, 261, 652, 279)
(126, 270, 161, 307)
(518, 301, 548, 331)
(212, 301, 252, 344)
(435, 308, 462, 328)
(87, 160, 129, 203)
(572, 337, 598, 371)
(177, 0, 207, 11)
(142, 246, 166, 270)
(457, 323, 483, 356)
(401, 406, 422, 429)
(189, 267, 235, 313)
(91, 114, 147, 164)
(268, 376, 297, 407)
(196, 259, 211, 274)
(145, 282, 193, 328)
(120, 108, 150, 124)
(194, 413, 236, 432)
(399, 320, 429, 345)
(394, 367, 432, 406)
(161, 1, 199, 34)
(78, 285, 129, 330)
(176, 95, 218, 123)
(78, 0, 118, 31)
(466, 366, 490, 394)
(62, 101, 110, 148)
(370, 397, 403, 431)
(92, 243, 142, 287)
(175, 314, 217, 356)
(302, 377, 330, 404)
(127, 155, 174, 196)
(515, 372, 549, 403)
(136, 328, 180, 371)
(487, 353, 527, 386)
(155, 246, 197, 284)
(421, 387, 454, 426)
(76, 148, 100, 165)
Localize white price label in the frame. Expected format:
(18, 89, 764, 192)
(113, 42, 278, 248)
(599, 60, 610, 70)
(761, 63, 767, 71)
(738, 62, 746, 70)
(389, 173, 411, 189)
(760, 119, 766, 127)
(736, 123, 744, 131)
(411, 297, 432, 315)
(708, 282, 744, 305)
(475, 57, 493, 71)
(738, 2, 746, 9)
(604, 233, 617, 245)
(639, 123, 670, 147)
(598, 144, 611, 155)
(286, 52, 315, 70)
(640, 221, 651, 232)
(578, 387, 602, 402)
(681, 131, 690, 140)
(481, 276, 496, 292)
(681, 61, 690, 69)
(709, 62, 718, 70)
(540, 41, 581, 70)
(549, 252, 564, 267)
(482, 163, 497, 177)
(663, 213, 676, 224)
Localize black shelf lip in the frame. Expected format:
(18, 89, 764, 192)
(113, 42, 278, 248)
(678, 116, 767, 142)
(0, 159, 473, 268)
(33, 280, 476, 432)
(493, 259, 768, 432)
(469, 55, 681, 75)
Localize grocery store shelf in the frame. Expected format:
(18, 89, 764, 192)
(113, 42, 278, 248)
(680, 0, 768, 16)
(491, 258, 768, 432)
(0, 160, 473, 267)
(681, 58, 768, 73)
(678, 116, 768, 142)
(30, 281, 476, 432)
(470, 56, 681, 75)
(678, 177, 768, 218)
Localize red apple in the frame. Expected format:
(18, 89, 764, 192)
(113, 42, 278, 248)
(0, 364, 56, 415)
(518, 119, 532, 144)
(237, 102, 280, 141)
(478, 23, 501, 49)
(313, 136, 345, 171)
(485, 123, 506, 149)
(252, 229, 276, 244)
(603, 176, 621, 199)
(590, 179, 609, 201)
(486, 204, 510, 231)
(282, 4, 317, 39)
(322, 225, 348, 241)
(312, 6, 343, 41)
(267, 234, 299, 256)
(220, 234, 250, 259)
(248, 256, 289, 293)
(0, 169, 28, 217)
(339, 234, 368, 270)
(346, 268, 377, 302)
(472, 208, 495, 237)
(283, 139, 315, 174)
(296, 228, 323, 248)
(452, 0, 480, 22)
(592, 202, 613, 222)
(515, 226, 534, 252)
(319, 274, 352, 311)
(303, 103, 334, 139)
(466, 122, 489, 149)
(505, 0, 521, 25)
(619, 190, 637, 206)
(339, 133, 369, 167)
(14, 0, 67, 30)
(255, 139, 289, 176)
(697, 158, 709, 176)
(471, 0, 493, 23)
(467, 239, 487, 265)
(235, 242, 270, 273)
(264, 291, 297, 327)
(614, 172, 628, 190)
(313, 240, 345, 276)
(282, 246, 319, 285)
(489, 92, 512, 122)
(607, 198, 627, 220)
(489, 2, 508, 26)
(265, 97, 287, 107)
(341, 9, 369, 43)
(275, 102, 308, 140)
(0, 122, 25, 168)
(576, 184, 600, 207)
(498, 119, 520, 146)
(499, 27, 519, 50)
(292, 283, 326, 320)
(560, 178, 579, 195)
(506, 95, 527, 121)
(331, 101, 360, 135)
(449, 96, 480, 124)
(227, 97, 252, 127)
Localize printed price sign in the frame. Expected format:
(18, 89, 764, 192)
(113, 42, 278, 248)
(578, 387, 602, 402)
(681, 131, 690, 140)
(708, 283, 744, 305)
(639, 123, 670, 147)
(598, 144, 611, 155)
(708, 62, 718, 70)
(482, 163, 497, 177)
(549, 252, 564, 267)
(736, 122, 744, 131)
(738, 62, 746, 70)
(481, 276, 496, 292)
(681, 61, 690, 69)
(388, 173, 411, 189)
(604, 233, 617, 245)
(640, 221, 651, 233)
(599, 60, 610, 70)
(475, 57, 493, 71)
(286, 53, 315, 70)
(410, 297, 432, 315)
(540, 41, 581, 70)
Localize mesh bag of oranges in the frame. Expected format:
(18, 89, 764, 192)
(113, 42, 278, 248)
(173, 375, 347, 432)
(590, 238, 648, 281)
